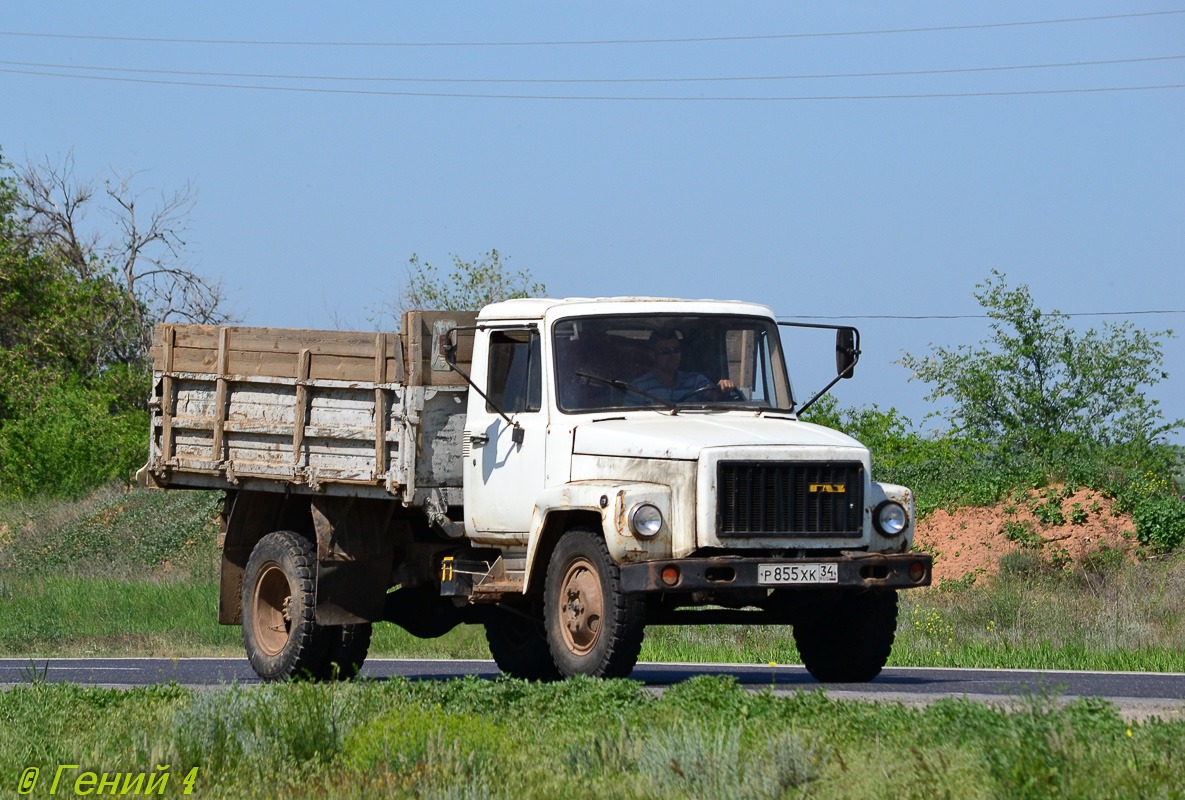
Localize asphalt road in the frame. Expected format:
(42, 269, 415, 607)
(3, 658, 1184, 718)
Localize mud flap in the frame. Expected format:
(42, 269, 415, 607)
(312, 498, 396, 625)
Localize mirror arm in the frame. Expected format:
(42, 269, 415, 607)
(777, 323, 861, 415)
(796, 350, 860, 415)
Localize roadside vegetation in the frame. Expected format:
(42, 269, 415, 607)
(3, 675, 1184, 799)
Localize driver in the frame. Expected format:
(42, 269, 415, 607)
(630, 330, 735, 404)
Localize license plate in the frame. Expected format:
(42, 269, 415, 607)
(757, 562, 838, 585)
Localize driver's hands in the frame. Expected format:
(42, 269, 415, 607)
(717, 379, 736, 392)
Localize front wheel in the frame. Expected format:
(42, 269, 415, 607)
(484, 608, 560, 681)
(793, 589, 897, 683)
(241, 531, 326, 681)
(543, 528, 644, 678)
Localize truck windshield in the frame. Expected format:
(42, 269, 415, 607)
(553, 314, 794, 413)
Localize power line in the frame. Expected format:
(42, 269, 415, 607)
(2, 54, 1181, 85)
(3, 67, 1183, 100)
(0, 10, 1181, 47)
(780, 311, 1185, 320)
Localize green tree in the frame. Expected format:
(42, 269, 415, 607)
(900, 271, 1180, 453)
(0, 150, 182, 497)
(397, 249, 546, 313)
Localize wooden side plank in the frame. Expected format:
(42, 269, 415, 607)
(210, 327, 230, 462)
(405, 312, 423, 386)
(152, 320, 463, 398)
(153, 324, 405, 374)
(171, 325, 392, 356)
(374, 333, 388, 477)
(292, 348, 311, 466)
(160, 325, 176, 463)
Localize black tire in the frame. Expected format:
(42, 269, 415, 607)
(316, 623, 372, 681)
(484, 608, 561, 681)
(793, 590, 897, 683)
(543, 528, 645, 678)
(241, 531, 327, 681)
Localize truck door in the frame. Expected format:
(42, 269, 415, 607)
(464, 327, 547, 541)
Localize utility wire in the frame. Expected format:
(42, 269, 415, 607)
(0, 10, 1181, 47)
(780, 311, 1185, 320)
(2, 54, 1181, 85)
(3, 67, 1183, 100)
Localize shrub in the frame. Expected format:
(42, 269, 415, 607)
(639, 725, 813, 799)
(1133, 495, 1185, 553)
(1030, 495, 1067, 527)
(1080, 544, 1127, 575)
(0, 376, 148, 499)
(1003, 520, 1043, 549)
(998, 549, 1049, 578)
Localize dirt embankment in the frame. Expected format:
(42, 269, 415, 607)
(913, 486, 1136, 583)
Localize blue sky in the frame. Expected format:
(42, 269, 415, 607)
(3, 3, 1183, 440)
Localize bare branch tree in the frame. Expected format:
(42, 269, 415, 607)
(18, 151, 102, 278)
(17, 153, 235, 360)
(102, 164, 232, 331)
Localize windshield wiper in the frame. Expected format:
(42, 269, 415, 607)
(574, 371, 678, 414)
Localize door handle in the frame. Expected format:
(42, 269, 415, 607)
(469, 433, 490, 447)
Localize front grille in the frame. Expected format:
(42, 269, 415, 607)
(717, 461, 864, 537)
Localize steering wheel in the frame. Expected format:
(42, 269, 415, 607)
(676, 384, 746, 403)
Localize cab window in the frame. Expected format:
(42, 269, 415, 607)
(487, 329, 542, 413)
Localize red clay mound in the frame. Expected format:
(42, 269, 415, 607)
(913, 485, 1136, 583)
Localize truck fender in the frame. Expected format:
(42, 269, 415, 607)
(523, 480, 674, 593)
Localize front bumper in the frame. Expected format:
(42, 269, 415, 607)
(619, 552, 932, 593)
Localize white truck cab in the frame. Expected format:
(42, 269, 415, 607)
(443, 297, 928, 680)
(141, 297, 931, 683)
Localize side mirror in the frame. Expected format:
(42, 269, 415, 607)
(836, 328, 857, 379)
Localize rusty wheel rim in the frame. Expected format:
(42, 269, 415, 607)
(558, 557, 603, 657)
(253, 563, 293, 656)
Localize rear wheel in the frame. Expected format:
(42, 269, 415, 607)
(485, 608, 560, 681)
(793, 589, 897, 683)
(543, 528, 644, 678)
(316, 623, 372, 680)
(241, 531, 326, 681)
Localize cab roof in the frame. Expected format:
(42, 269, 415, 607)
(477, 296, 776, 322)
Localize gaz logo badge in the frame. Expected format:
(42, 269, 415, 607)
(808, 484, 845, 493)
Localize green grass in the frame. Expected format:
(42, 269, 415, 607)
(0, 576, 240, 656)
(0, 485, 221, 578)
(3, 676, 1183, 799)
(4, 487, 1185, 672)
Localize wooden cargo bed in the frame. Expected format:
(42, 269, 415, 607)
(139, 311, 476, 503)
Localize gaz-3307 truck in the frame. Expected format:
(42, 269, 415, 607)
(139, 297, 932, 682)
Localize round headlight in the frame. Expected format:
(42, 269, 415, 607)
(875, 501, 908, 536)
(628, 503, 663, 539)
